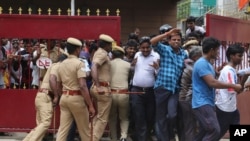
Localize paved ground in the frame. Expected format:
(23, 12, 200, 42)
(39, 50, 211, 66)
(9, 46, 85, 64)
(0, 132, 230, 141)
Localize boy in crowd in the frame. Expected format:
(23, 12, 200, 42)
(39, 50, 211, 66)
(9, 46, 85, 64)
(192, 37, 242, 141)
(215, 44, 244, 140)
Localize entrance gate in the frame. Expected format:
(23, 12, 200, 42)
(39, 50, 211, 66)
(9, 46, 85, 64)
(206, 14, 250, 125)
(0, 12, 120, 133)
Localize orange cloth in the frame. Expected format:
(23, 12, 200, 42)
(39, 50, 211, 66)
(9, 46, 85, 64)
(239, 0, 249, 10)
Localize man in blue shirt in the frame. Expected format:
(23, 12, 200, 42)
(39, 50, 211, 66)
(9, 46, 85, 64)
(192, 37, 242, 141)
(150, 28, 187, 141)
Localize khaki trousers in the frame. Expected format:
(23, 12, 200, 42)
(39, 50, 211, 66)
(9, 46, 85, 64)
(56, 94, 90, 141)
(23, 92, 53, 141)
(90, 85, 112, 141)
(109, 93, 130, 140)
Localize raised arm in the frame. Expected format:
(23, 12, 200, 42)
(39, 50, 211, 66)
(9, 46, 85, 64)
(150, 28, 181, 46)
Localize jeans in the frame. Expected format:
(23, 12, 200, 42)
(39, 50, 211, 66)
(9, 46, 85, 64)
(216, 106, 240, 140)
(130, 86, 155, 141)
(178, 100, 197, 141)
(154, 86, 178, 141)
(192, 105, 220, 141)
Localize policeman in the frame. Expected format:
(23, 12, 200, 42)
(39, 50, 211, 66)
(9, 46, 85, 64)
(36, 40, 65, 83)
(90, 34, 114, 141)
(56, 37, 95, 141)
(23, 53, 68, 141)
(109, 46, 131, 141)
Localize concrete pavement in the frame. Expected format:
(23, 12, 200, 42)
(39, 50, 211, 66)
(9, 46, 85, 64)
(0, 132, 230, 141)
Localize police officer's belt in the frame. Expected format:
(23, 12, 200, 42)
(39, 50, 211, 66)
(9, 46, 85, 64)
(98, 82, 110, 87)
(62, 90, 81, 96)
(38, 88, 54, 99)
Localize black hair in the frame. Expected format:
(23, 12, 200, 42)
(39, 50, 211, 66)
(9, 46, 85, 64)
(89, 42, 98, 54)
(167, 32, 182, 40)
(112, 50, 124, 59)
(226, 43, 244, 61)
(128, 33, 139, 43)
(186, 16, 196, 23)
(186, 32, 199, 40)
(139, 36, 151, 45)
(126, 39, 138, 48)
(31, 39, 39, 46)
(57, 53, 68, 62)
(66, 43, 80, 54)
(49, 39, 60, 50)
(202, 37, 220, 54)
(98, 40, 112, 48)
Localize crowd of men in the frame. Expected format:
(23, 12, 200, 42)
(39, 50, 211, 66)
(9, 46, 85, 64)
(1, 15, 250, 141)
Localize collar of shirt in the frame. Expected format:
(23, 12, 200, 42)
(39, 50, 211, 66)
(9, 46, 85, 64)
(169, 45, 182, 55)
(138, 50, 154, 57)
(68, 54, 78, 59)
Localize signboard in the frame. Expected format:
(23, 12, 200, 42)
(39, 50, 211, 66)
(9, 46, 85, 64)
(36, 57, 52, 69)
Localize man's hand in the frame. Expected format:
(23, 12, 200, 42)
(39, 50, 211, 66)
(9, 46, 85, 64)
(244, 82, 250, 91)
(165, 28, 181, 36)
(131, 57, 137, 66)
(52, 97, 59, 107)
(234, 84, 243, 93)
(149, 61, 159, 70)
(96, 86, 105, 95)
(89, 106, 96, 118)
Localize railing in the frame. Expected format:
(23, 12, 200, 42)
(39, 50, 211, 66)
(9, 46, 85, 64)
(0, 6, 120, 16)
(0, 5, 121, 133)
(0, 5, 121, 90)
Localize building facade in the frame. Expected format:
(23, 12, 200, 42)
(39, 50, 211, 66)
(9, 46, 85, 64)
(0, 0, 180, 44)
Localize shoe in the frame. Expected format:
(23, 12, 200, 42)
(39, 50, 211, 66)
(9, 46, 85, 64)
(120, 138, 127, 141)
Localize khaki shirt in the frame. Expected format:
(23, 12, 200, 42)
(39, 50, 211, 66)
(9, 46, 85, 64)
(58, 55, 86, 91)
(40, 46, 64, 80)
(110, 58, 131, 89)
(41, 46, 64, 63)
(40, 63, 58, 91)
(50, 62, 60, 82)
(92, 48, 111, 82)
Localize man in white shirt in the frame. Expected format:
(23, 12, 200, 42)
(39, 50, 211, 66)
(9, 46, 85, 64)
(185, 16, 206, 38)
(215, 43, 244, 140)
(130, 36, 160, 141)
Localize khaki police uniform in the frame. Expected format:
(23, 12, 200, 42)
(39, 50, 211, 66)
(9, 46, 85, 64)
(39, 46, 64, 82)
(90, 35, 113, 141)
(108, 46, 131, 141)
(23, 63, 59, 141)
(56, 54, 91, 140)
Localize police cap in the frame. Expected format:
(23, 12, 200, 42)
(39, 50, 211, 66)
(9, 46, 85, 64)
(67, 37, 82, 47)
(99, 34, 114, 43)
(112, 46, 125, 54)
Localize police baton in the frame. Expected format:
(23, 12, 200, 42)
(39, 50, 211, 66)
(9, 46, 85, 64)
(53, 107, 56, 141)
(100, 91, 145, 94)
